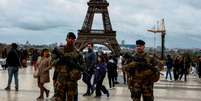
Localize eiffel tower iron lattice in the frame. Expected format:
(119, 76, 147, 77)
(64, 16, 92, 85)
(75, 0, 121, 55)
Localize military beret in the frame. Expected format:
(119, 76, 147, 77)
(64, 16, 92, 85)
(136, 39, 145, 45)
(67, 32, 76, 39)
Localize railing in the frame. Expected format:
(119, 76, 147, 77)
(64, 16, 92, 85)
(88, 0, 109, 6)
(78, 30, 116, 34)
(90, 30, 104, 33)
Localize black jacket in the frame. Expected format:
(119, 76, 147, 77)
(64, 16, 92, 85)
(6, 48, 21, 67)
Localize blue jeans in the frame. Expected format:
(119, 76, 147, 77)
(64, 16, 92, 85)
(7, 66, 19, 88)
(165, 68, 172, 80)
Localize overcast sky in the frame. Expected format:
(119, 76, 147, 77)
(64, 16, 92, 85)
(0, 0, 201, 48)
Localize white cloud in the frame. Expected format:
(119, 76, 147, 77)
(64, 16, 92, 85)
(0, 0, 201, 48)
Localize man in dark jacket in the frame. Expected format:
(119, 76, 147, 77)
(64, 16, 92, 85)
(82, 42, 96, 96)
(5, 43, 21, 91)
(165, 55, 173, 80)
(107, 56, 116, 88)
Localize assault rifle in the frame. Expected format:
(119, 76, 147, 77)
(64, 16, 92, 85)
(51, 47, 84, 71)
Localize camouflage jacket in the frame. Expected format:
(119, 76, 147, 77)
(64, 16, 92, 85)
(123, 52, 162, 87)
(52, 46, 84, 81)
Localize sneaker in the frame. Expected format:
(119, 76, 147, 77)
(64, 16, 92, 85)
(115, 81, 119, 84)
(106, 92, 110, 97)
(83, 93, 90, 96)
(95, 95, 101, 98)
(4, 87, 10, 91)
(15, 87, 19, 91)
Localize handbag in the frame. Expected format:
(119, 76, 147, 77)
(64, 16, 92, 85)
(33, 57, 41, 78)
(21, 59, 27, 68)
(33, 69, 39, 78)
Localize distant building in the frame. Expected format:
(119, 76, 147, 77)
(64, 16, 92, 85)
(121, 40, 125, 46)
(120, 44, 135, 49)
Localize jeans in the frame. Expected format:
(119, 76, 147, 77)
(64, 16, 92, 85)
(96, 74, 109, 96)
(165, 68, 172, 80)
(108, 74, 115, 88)
(82, 72, 93, 94)
(7, 66, 19, 88)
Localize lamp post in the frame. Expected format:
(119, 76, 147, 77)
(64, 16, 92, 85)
(147, 19, 166, 60)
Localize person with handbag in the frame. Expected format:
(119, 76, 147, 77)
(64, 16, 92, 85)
(35, 48, 52, 100)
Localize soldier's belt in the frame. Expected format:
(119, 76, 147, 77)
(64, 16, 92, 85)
(128, 77, 143, 83)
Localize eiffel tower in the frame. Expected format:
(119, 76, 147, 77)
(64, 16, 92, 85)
(75, 0, 121, 55)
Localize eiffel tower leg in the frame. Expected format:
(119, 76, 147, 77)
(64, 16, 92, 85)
(102, 9, 113, 32)
(107, 38, 121, 56)
(81, 7, 95, 32)
(75, 38, 88, 51)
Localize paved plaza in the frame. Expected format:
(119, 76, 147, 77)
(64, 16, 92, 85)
(0, 65, 201, 101)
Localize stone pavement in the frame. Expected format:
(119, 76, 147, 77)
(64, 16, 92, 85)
(0, 66, 201, 101)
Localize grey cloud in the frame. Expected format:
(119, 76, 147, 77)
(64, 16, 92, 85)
(0, 0, 83, 30)
(181, 0, 201, 9)
(0, 0, 201, 48)
(13, 15, 69, 30)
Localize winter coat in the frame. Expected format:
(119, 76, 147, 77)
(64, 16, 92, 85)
(36, 57, 51, 83)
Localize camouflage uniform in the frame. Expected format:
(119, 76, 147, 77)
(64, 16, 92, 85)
(123, 52, 161, 101)
(53, 46, 83, 101)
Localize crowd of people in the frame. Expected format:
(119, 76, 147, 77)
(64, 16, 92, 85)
(164, 53, 201, 82)
(1, 32, 201, 101)
(0, 32, 120, 101)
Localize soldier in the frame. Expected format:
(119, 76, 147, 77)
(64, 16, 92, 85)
(123, 40, 161, 101)
(53, 32, 83, 101)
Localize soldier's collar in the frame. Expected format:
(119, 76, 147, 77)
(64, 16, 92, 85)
(64, 45, 75, 52)
(135, 52, 147, 56)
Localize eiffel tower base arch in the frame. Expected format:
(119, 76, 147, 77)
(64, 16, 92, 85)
(75, 32, 121, 56)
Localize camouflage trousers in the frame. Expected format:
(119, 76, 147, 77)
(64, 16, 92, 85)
(53, 80, 77, 101)
(129, 83, 154, 101)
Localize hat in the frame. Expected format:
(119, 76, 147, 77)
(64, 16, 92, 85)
(67, 32, 76, 39)
(136, 40, 145, 45)
(11, 43, 18, 49)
